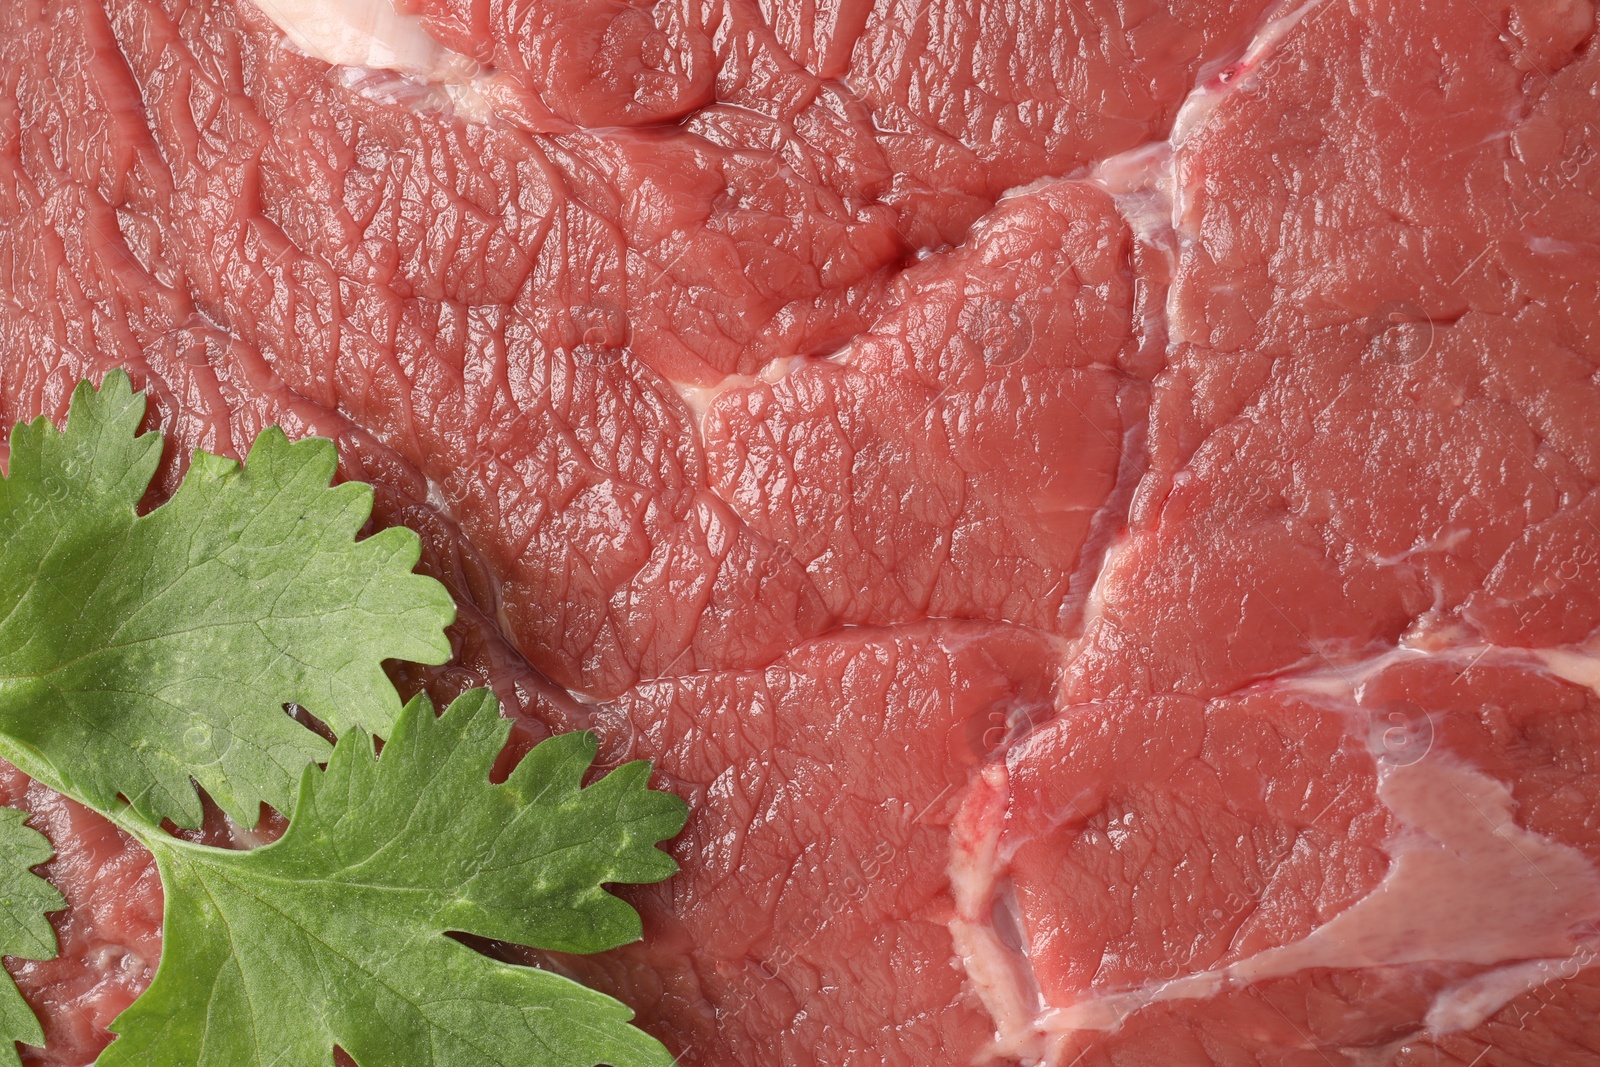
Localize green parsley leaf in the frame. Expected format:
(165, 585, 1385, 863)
(101, 689, 687, 1067)
(0, 371, 456, 828)
(0, 807, 63, 1067)
(0, 374, 685, 1063)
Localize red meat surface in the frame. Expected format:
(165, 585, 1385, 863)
(1, 0, 1598, 1064)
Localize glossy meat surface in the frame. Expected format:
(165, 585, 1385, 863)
(1, 0, 1598, 1063)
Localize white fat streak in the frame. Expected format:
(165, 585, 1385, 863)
(1021, 758, 1600, 1051)
(252, 0, 496, 120)
(671, 374, 753, 421)
(1537, 643, 1600, 696)
(1076, 2, 1334, 559)
(1169, 0, 1331, 148)
(249, 0, 489, 119)
(1164, 0, 1331, 343)
(1262, 640, 1600, 1039)
(960, 643, 1600, 1060)
(1059, 532, 1129, 662)
(1426, 952, 1600, 1033)
(1231, 759, 1600, 984)
(948, 764, 1052, 1064)
(250, 0, 444, 75)
(1089, 141, 1176, 274)
(670, 357, 812, 429)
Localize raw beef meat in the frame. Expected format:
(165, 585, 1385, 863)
(1, 0, 1598, 1063)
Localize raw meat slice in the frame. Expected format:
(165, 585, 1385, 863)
(1, 0, 1599, 1064)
